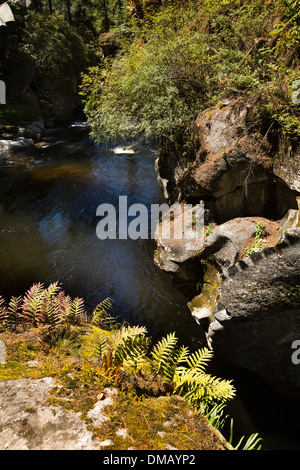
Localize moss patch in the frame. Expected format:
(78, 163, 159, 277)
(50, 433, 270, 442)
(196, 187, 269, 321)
(0, 324, 234, 450)
(89, 393, 231, 450)
(188, 262, 221, 317)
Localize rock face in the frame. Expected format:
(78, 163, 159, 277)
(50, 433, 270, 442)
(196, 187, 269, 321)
(0, 377, 231, 450)
(208, 229, 300, 399)
(0, 377, 100, 450)
(154, 98, 300, 398)
(157, 99, 298, 223)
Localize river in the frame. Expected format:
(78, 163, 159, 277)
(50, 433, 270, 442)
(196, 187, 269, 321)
(0, 123, 299, 450)
(0, 123, 205, 347)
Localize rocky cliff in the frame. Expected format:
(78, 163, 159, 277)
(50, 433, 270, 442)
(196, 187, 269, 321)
(154, 98, 300, 399)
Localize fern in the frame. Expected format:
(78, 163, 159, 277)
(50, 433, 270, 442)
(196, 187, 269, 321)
(0, 296, 22, 330)
(21, 283, 46, 326)
(69, 297, 86, 323)
(92, 298, 114, 328)
(94, 331, 108, 359)
(0, 296, 7, 325)
(6, 296, 23, 330)
(114, 334, 150, 372)
(174, 367, 235, 405)
(150, 332, 178, 379)
(39, 283, 63, 326)
(186, 347, 214, 372)
(112, 325, 148, 346)
(112, 325, 150, 372)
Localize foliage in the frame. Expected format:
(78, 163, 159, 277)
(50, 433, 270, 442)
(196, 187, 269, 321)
(82, 0, 300, 144)
(1, 283, 266, 449)
(0, 283, 235, 407)
(198, 402, 263, 450)
(92, 297, 115, 328)
(0, 282, 113, 329)
(22, 11, 88, 80)
(81, 3, 212, 142)
(91, 326, 236, 405)
(242, 222, 267, 257)
(229, 418, 263, 450)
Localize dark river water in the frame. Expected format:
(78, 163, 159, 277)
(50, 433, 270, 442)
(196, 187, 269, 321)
(1, 123, 299, 450)
(0, 123, 205, 347)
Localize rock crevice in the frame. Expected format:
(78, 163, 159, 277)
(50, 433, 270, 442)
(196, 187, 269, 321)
(154, 98, 300, 399)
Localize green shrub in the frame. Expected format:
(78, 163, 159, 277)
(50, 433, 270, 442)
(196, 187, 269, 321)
(82, 0, 300, 143)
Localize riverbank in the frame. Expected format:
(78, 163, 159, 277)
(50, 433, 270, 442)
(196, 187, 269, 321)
(0, 298, 235, 451)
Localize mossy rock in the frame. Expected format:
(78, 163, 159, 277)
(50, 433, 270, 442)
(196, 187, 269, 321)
(85, 392, 233, 450)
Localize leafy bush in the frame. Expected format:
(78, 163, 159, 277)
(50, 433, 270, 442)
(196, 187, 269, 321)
(82, 0, 300, 143)
(22, 11, 88, 80)
(81, 2, 213, 143)
(0, 282, 236, 407)
(92, 327, 236, 405)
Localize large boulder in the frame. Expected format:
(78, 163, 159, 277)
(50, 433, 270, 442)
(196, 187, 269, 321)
(154, 97, 300, 399)
(207, 229, 300, 399)
(156, 99, 298, 223)
(183, 101, 298, 222)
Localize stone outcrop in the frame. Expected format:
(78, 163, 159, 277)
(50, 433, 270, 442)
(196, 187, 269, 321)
(208, 229, 300, 399)
(0, 377, 100, 450)
(157, 99, 298, 223)
(0, 377, 231, 450)
(154, 98, 300, 399)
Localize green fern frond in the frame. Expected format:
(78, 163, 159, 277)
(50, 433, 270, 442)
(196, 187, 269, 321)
(94, 331, 108, 359)
(112, 325, 150, 372)
(4, 296, 23, 330)
(157, 344, 190, 382)
(69, 297, 86, 323)
(172, 345, 236, 405)
(150, 332, 178, 378)
(92, 298, 114, 327)
(186, 347, 214, 372)
(114, 334, 150, 369)
(174, 367, 235, 405)
(174, 345, 190, 366)
(21, 283, 45, 326)
(113, 325, 148, 345)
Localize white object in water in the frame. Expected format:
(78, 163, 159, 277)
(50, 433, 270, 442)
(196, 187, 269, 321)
(113, 146, 135, 155)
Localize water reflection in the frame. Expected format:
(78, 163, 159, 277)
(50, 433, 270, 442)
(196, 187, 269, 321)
(0, 124, 205, 347)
